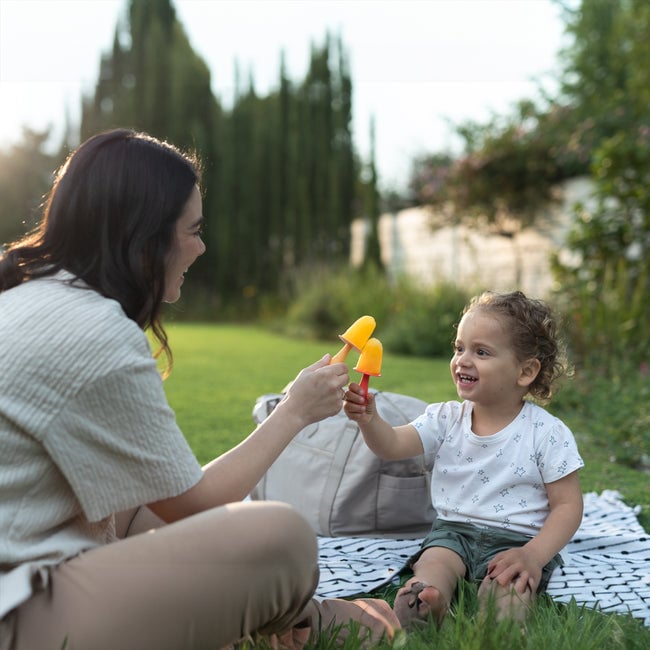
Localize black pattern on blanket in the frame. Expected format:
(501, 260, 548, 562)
(316, 490, 650, 625)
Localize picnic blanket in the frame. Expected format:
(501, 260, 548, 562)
(315, 490, 650, 625)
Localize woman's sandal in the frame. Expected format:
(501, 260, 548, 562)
(393, 580, 447, 628)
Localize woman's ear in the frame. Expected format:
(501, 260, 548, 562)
(518, 358, 541, 387)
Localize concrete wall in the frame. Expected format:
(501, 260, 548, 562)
(350, 177, 595, 299)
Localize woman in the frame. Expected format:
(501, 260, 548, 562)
(0, 130, 398, 649)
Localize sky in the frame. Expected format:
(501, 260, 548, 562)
(0, 0, 567, 190)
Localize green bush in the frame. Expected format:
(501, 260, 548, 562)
(552, 361, 650, 471)
(283, 264, 470, 357)
(381, 281, 470, 357)
(552, 257, 649, 369)
(550, 256, 650, 470)
(282, 263, 395, 341)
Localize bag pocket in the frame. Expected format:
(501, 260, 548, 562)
(375, 473, 436, 534)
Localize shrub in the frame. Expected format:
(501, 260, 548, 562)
(552, 257, 649, 370)
(281, 262, 395, 341)
(550, 255, 650, 470)
(381, 281, 470, 357)
(551, 361, 650, 471)
(283, 263, 470, 358)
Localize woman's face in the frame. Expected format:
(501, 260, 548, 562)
(163, 185, 205, 303)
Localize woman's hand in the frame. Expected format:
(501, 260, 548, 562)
(149, 354, 350, 520)
(275, 354, 349, 430)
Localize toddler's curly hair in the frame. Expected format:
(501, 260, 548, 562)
(463, 290, 567, 402)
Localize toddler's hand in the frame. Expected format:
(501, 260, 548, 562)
(343, 382, 376, 423)
(486, 546, 543, 594)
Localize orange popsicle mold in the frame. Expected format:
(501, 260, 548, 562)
(354, 337, 383, 376)
(330, 315, 376, 364)
(339, 315, 376, 351)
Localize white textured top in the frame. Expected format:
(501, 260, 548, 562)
(411, 400, 584, 536)
(0, 272, 203, 617)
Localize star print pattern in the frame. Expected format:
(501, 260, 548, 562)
(411, 400, 584, 536)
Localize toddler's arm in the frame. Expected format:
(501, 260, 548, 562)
(343, 382, 424, 460)
(487, 470, 583, 593)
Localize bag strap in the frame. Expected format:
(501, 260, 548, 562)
(318, 419, 359, 536)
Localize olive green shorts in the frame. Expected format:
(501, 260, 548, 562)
(411, 519, 563, 593)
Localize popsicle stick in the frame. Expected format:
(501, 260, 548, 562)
(330, 342, 352, 364)
(359, 373, 371, 399)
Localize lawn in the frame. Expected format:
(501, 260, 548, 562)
(162, 323, 650, 649)
(162, 323, 458, 463)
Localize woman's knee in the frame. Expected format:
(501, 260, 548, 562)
(184, 500, 317, 577)
(248, 501, 318, 570)
(220, 502, 319, 634)
(259, 501, 314, 541)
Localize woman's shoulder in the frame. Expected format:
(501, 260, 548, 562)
(4, 272, 149, 365)
(48, 273, 133, 321)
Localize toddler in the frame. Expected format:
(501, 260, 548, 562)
(343, 290, 584, 626)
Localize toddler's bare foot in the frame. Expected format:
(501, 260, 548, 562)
(393, 579, 447, 628)
(478, 576, 533, 623)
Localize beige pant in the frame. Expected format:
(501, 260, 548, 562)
(11, 500, 319, 650)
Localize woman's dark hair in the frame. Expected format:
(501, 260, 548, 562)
(463, 290, 567, 402)
(0, 129, 201, 371)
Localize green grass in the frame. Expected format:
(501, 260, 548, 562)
(163, 323, 457, 464)
(162, 323, 650, 648)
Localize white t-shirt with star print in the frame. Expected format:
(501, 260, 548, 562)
(411, 400, 584, 536)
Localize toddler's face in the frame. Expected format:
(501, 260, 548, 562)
(450, 310, 525, 407)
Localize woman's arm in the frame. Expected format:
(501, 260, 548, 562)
(148, 355, 349, 522)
